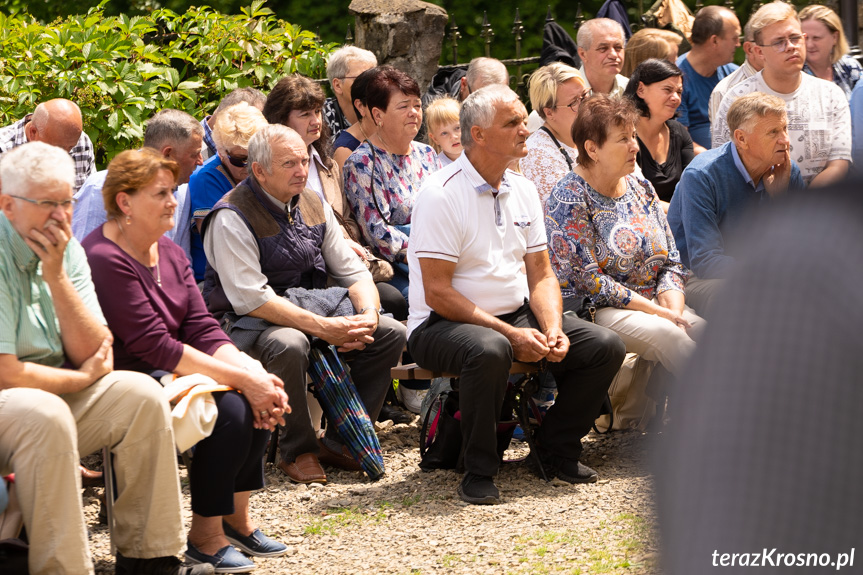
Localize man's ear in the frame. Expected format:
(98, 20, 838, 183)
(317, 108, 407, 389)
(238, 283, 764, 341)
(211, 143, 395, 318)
(24, 122, 39, 143)
(251, 161, 266, 181)
(732, 128, 748, 151)
(0, 194, 14, 220)
(470, 124, 485, 147)
(332, 77, 344, 97)
(160, 145, 173, 159)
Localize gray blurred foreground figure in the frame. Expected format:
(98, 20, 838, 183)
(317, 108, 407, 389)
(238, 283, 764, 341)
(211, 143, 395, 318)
(657, 178, 863, 573)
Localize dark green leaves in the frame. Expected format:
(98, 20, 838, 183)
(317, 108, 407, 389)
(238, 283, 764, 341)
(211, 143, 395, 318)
(0, 3, 334, 167)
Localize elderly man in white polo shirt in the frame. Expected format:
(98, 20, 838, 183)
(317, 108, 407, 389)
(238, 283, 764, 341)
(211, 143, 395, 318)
(406, 85, 625, 505)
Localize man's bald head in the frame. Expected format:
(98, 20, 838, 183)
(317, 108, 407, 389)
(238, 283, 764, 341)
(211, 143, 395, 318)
(26, 99, 84, 153)
(460, 58, 509, 101)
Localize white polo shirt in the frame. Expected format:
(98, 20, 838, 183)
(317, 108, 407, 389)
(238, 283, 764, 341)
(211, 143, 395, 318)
(406, 153, 548, 337)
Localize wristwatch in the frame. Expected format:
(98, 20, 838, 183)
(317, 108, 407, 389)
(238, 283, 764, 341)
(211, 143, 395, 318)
(359, 306, 383, 318)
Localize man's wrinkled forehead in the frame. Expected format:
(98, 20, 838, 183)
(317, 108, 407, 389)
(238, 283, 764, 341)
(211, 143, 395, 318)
(496, 99, 527, 125)
(276, 137, 309, 162)
(591, 28, 625, 50)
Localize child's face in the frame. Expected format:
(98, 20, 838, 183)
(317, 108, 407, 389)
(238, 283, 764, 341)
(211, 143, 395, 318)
(431, 121, 462, 159)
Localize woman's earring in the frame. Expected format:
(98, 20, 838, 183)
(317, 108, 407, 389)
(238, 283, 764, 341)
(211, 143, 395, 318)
(125, 214, 132, 225)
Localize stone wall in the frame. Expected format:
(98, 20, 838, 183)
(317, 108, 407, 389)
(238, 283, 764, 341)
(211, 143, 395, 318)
(348, 0, 448, 93)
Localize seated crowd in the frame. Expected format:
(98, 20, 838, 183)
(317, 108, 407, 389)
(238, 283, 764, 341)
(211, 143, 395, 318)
(0, 1, 858, 572)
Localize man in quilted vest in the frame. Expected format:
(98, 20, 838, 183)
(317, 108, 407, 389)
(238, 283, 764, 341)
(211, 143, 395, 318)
(202, 125, 406, 485)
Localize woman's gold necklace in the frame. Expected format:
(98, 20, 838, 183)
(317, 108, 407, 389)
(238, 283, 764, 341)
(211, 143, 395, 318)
(117, 220, 161, 287)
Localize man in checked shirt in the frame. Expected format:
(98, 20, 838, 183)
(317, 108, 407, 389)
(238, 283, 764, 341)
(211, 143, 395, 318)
(0, 98, 95, 194)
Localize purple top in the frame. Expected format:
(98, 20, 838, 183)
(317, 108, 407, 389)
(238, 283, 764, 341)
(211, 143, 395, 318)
(83, 228, 231, 373)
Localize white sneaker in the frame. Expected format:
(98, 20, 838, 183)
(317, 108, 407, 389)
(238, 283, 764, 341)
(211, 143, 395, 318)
(397, 385, 428, 414)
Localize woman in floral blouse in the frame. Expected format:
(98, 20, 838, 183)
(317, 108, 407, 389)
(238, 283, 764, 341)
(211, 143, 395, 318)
(343, 66, 440, 301)
(545, 95, 704, 377)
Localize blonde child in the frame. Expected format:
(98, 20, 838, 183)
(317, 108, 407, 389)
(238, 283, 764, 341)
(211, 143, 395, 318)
(425, 96, 462, 166)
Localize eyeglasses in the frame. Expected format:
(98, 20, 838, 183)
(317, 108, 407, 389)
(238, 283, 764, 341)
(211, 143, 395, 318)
(758, 33, 806, 53)
(8, 195, 77, 210)
(225, 151, 249, 168)
(555, 93, 589, 113)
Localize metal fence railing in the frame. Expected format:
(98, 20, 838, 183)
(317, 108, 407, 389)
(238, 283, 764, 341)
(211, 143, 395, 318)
(333, 1, 862, 91)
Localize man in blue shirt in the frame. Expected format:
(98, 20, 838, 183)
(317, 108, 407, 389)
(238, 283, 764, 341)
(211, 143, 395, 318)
(668, 92, 804, 317)
(676, 5, 740, 149)
(72, 110, 204, 262)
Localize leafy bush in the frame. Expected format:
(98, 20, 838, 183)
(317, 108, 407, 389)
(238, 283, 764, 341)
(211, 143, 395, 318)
(0, 0, 337, 166)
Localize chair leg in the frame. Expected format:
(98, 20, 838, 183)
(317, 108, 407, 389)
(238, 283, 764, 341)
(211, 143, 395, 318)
(266, 426, 281, 464)
(102, 446, 116, 555)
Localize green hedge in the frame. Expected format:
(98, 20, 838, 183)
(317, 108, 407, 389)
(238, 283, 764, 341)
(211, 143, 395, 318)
(0, 1, 337, 167)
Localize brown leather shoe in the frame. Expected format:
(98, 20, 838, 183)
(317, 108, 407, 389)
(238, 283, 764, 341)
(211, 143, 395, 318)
(81, 465, 104, 487)
(278, 453, 327, 484)
(316, 438, 362, 471)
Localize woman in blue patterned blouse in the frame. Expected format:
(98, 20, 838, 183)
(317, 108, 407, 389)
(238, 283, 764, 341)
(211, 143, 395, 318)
(545, 95, 704, 377)
(800, 5, 862, 100)
(343, 66, 440, 302)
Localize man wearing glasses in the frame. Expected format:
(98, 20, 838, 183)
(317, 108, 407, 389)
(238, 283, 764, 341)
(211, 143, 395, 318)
(323, 46, 378, 141)
(0, 98, 95, 194)
(72, 109, 204, 259)
(0, 142, 211, 575)
(711, 1, 850, 187)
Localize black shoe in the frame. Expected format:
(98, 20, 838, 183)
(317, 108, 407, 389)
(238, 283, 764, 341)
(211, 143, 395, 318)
(529, 447, 599, 484)
(457, 472, 500, 505)
(116, 553, 215, 575)
(555, 459, 599, 484)
(378, 403, 414, 424)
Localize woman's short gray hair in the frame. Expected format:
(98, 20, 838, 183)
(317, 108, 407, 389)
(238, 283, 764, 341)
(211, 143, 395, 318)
(247, 124, 301, 175)
(460, 85, 521, 150)
(0, 141, 74, 196)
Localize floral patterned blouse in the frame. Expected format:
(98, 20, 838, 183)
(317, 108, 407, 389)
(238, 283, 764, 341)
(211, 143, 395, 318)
(520, 127, 577, 205)
(804, 55, 863, 101)
(343, 140, 440, 263)
(545, 171, 689, 308)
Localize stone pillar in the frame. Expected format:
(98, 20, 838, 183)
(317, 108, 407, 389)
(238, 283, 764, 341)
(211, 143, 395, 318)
(349, 0, 448, 93)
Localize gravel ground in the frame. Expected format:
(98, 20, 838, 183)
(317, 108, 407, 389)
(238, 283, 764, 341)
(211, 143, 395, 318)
(85, 419, 661, 574)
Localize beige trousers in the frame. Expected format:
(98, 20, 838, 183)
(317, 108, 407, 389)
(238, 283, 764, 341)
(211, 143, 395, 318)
(0, 371, 184, 575)
(595, 303, 706, 377)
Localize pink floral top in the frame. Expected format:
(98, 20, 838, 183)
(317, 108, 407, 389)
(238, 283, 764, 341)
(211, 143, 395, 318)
(545, 171, 689, 308)
(343, 140, 440, 263)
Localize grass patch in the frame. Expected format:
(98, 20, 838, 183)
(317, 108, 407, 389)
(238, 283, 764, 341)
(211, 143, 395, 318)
(507, 515, 654, 574)
(401, 494, 422, 507)
(302, 506, 388, 536)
